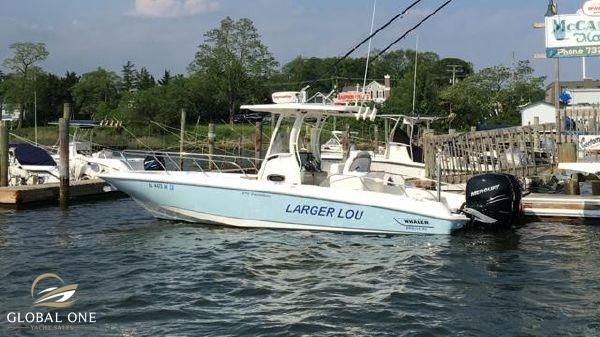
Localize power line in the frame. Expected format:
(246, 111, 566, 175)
(371, 0, 454, 63)
(310, 0, 424, 86)
(264, 76, 401, 87)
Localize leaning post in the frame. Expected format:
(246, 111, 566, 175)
(0, 121, 8, 187)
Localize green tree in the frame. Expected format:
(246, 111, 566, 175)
(137, 67, 155, 90)
(2, 42, 49, 127)
(71, 68, 120, 118)
(121, 61, 138, 92)
(439, 60, 545, 129)
(189, 17, 278, 122)
(158, 70, 172, 86)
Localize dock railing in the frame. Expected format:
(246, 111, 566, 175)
(423, 123, 557, 183)
(118, 150, 262, 176)
(423, 107, 600, 183)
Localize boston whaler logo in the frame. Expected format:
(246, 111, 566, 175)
(394, 218, 433, 232)
(31, 273, 78, 308)
(5, 273, 96, 331)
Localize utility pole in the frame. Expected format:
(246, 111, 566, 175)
(446, 65, 463, 86)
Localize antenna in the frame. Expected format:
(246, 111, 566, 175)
(362, 0, 377, 93)
(411, 35, 419, 115)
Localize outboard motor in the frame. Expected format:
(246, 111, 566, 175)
(463, 173, 522, 230)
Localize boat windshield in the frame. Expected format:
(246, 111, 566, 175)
(269, 116, 295, 155)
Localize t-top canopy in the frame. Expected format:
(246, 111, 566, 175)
(9, 143, 57, 166)
(240, 103, 377, 120)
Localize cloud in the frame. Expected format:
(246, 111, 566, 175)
(133, 0, 219, 18)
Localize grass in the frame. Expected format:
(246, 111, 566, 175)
(8, 123, 274, 151)
(7, 119, 376, 151)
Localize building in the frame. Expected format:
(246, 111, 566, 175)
(545, 79, 600, 105)
(520, 101, 555, 126)
(334, 75, 391, 104)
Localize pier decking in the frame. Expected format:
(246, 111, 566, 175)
(0, 179, 121, 206)
(523, 193, 600, 222)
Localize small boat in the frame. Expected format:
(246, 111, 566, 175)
(100, 92, 522, 235)
(49, 120, 144, 180)
(8, 143, 59, 185)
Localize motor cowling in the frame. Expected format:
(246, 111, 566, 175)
(464, 173, 522, 230)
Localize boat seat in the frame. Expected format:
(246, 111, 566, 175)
(301, 171, 328, 186)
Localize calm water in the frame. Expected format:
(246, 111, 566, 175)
(1, 198, 599, 336)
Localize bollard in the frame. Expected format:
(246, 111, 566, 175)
(208, 123, 215, 171)
(0, 121, 8, 187)
(59, 117, 70, 207)
(179, 108, 186, 170)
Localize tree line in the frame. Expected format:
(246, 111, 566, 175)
(0, 16, 545, 131)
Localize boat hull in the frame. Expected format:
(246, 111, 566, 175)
(102, 173, 467, 235)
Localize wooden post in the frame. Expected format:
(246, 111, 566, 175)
(423, 129, 434, 178)
(254, 121, 263, 165)
(373, 124, 379, 154)
(0, 121, 8, 187)
(179, 108, 186, 170)
(384, 119, 389, 145)
(59, 116, 69, 207)
(208, 123, 215, 171)
(342, 124, 350, 161)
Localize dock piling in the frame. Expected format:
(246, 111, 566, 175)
(59, 116, 69, 207)
(0, 121, 8, 187)
(208, 123, 215, 171)
(342, 124, 350, 161)
(179, 108, 186, 170)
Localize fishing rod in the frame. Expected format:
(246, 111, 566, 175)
(370, 0, 453, 63)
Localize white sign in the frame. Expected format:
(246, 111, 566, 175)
(579, 135, 600, 151)
(272, 91, 301, 104)
(545, 14, 600, 57)
(583, 0, 600, 16)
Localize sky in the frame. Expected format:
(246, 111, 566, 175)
(0, 0, 596, 84)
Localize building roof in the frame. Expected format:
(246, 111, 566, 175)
(520, 101, 554, 112)
(545, 78, 600, 90)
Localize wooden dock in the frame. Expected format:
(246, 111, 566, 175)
(523, 193, 600, 222)
(0, 179, 122, 206)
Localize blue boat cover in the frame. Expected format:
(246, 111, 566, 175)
(10, 143, 57, 166)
